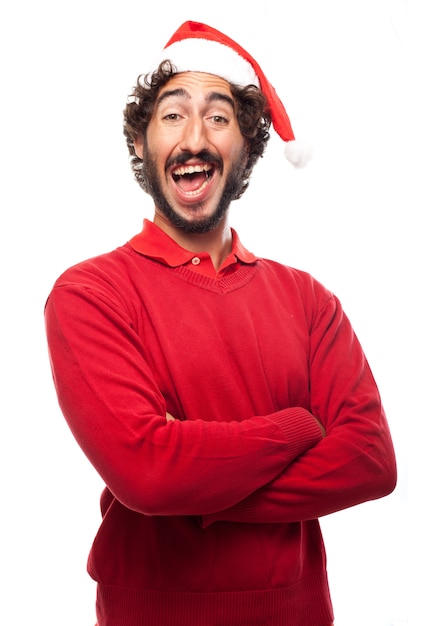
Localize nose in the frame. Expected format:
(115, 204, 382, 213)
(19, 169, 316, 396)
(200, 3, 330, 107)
(179, 115, 209, 155)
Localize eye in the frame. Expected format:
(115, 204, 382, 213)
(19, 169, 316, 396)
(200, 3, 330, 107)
(210, 115, 229, 125)
(163, 113, 181, 122)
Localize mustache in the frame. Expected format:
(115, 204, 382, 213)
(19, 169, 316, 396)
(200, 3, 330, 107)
(166, 150, 223, 172)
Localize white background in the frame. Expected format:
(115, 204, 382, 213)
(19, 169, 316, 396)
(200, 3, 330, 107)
(1, 1, 422, 625)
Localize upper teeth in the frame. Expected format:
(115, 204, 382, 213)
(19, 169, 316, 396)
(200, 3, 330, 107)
(173, 164, 212, 176)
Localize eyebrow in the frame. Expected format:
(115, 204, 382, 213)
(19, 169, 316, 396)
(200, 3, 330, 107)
(156, 88, 235, 110)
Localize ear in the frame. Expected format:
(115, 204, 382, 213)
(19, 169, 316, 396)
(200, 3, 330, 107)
(134, 138, 144, 160)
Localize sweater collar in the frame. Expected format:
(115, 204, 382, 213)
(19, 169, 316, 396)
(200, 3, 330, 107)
(128, 219, 257, 268)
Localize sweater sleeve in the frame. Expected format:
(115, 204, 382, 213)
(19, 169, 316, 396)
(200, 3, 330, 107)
(201, 294, 397, 526)
(44, 278, 323, 517)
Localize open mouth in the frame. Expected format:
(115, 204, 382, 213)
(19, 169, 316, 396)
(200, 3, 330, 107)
(171, 163, 214, 196)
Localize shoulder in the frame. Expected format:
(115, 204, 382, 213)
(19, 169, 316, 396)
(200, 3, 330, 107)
(51, 243, 142, 291)
(254, 257, 341, 332)
(257, 257, 334, 302)
(45, 243, 148, 316)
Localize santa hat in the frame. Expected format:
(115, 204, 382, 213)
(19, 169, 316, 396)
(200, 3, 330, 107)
(151, 21, 312, 168)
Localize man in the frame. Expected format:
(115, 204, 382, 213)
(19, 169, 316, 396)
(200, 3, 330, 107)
(45, 21, 397, 626)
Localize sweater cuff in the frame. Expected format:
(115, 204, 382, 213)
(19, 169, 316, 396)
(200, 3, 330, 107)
(199, 409, 323, 529)
(200, 409, 323, 529)
(267, 406, 324, 461)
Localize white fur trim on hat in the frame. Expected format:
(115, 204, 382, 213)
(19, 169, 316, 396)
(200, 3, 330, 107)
(152, 38, 260, 88)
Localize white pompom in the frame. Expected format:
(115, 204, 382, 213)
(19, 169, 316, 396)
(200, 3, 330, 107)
(284, 140, 314, 168)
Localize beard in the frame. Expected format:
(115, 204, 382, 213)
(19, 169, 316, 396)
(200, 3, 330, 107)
(141, 144, 248, 234)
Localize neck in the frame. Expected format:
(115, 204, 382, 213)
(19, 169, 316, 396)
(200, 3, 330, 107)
(153, 212, 233, 271)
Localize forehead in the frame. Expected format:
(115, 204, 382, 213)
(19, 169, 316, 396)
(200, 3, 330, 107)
(156, 71, 234, 103)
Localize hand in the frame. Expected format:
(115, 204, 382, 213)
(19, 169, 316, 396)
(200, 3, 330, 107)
(166, 411, 176, 422)
(315, 417, 326, 437)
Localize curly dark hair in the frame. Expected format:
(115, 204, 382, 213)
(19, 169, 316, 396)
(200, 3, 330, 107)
(123, 60, 271, 199)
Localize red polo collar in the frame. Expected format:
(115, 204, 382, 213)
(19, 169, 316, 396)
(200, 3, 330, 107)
(128, 220, 257, 278)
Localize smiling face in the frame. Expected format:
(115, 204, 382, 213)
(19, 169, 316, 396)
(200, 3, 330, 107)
(134, 72, 249, 234)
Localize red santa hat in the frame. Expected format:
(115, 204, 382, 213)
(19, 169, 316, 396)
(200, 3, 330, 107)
(151, 21, 312, 168)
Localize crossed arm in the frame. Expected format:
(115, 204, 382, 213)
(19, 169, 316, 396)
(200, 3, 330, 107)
(45, 281, 396, 523)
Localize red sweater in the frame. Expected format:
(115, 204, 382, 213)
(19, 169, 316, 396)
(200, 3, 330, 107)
(45, 220, 396, 626)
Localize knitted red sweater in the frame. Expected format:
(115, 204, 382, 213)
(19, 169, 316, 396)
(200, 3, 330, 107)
(45, 221, 396, 626)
